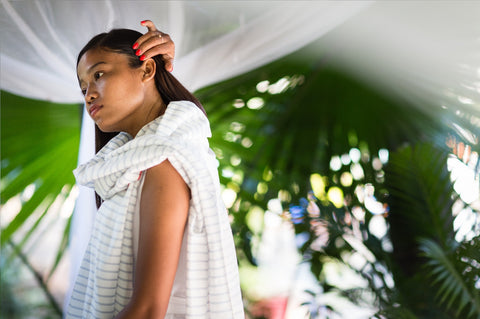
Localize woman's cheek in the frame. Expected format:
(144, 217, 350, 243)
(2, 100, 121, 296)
(96, 81, 105, 93)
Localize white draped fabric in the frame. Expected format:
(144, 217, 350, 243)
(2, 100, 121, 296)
(68, 101, 244, 318)
(2, 0, 480, 310)
(0, 0, 372, 102)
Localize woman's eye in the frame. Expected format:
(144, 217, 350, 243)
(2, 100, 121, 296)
(94, 72, 104, 80)
(81, 89, 87, 95)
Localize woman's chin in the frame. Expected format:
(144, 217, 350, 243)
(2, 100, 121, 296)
(97, 123, 119, 133)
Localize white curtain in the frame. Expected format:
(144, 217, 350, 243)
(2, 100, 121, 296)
(0, 0, 373, 102)
(2, 0, 479, 308)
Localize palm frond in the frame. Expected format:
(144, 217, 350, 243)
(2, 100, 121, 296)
(1, 90, 80, 314)
(385, 143, 456, 275)
(419, 237, 480, 318)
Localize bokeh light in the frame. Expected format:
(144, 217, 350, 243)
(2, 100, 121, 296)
(327, 187, 344, 208)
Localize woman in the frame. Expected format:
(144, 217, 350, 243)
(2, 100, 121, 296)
(66, 21, 244, 318)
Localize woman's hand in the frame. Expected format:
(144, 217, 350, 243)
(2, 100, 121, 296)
(133, 20, 175, 72)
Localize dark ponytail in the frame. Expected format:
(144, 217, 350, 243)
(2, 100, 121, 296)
(77, 29, 205, 207)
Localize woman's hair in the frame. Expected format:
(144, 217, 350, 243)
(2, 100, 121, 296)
(78, 28, 205, 208)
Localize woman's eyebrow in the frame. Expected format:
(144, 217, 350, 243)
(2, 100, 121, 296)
(78, 61, 107, 85)
(87, 61, 107, 74)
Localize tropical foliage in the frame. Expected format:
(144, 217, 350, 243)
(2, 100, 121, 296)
(196, 44, 480, 317)
(286, 142, 480, 318)
(1, 91, 80, 317)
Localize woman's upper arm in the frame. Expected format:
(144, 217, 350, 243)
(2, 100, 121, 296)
(123, 159, 190, 318)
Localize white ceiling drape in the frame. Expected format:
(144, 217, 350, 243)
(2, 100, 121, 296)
(0, 0, 371, 102)
(2, 0, 480, 308)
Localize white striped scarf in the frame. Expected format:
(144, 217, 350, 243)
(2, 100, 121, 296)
(65, 101, 244, 318)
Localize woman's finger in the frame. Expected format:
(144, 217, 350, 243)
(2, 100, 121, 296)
(132, 20, 175, 71)
(141, 42, 175, 72)
(132, 20, 159, 49)
(140, 19, 158, 32)
(137, 32, 171, 55)
(137, 33, 174, 72)
(136, 32, 173, 58)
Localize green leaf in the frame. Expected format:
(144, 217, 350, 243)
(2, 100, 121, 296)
(419, 238, 480, 318)
(48, 211, 72, 280)
(1, 90, 80, 314)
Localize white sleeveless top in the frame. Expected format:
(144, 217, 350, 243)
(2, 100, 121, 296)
(65, 101, 244, 318)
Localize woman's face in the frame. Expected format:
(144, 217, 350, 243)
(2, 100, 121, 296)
(77, 49, 147, 134)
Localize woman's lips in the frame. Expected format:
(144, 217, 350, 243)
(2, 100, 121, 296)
(89, 104, 102, 117)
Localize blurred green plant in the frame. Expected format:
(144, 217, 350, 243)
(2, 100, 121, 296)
(287, 142, 479, 318)
(197, 43, 480, 317)
(419, 238, 480, 318)
(1, 91, 80, 317)
(197, 42, 448, 264)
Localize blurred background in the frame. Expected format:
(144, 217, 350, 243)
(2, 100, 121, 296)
(1, 1, 479, 318)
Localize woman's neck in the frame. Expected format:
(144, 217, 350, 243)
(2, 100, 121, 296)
(127, 91, 166, 137)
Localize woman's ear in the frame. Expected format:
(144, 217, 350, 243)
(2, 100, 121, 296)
(141, 58, 157, 83)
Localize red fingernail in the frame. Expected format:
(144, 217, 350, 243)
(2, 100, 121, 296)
(139, 55, 146, 61)
(141, 20, 147, 25)
(135, 49, 141, 56)
(132, 43, 139, 50)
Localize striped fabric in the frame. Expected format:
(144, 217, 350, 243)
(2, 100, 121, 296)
(66, 101, 244, 318)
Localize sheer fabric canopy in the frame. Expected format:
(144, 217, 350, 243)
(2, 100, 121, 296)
(2, 0, 479, 306)
(1, 0, 372, 102)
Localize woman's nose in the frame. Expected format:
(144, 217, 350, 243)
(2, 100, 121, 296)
(84, 85, 98, 104)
